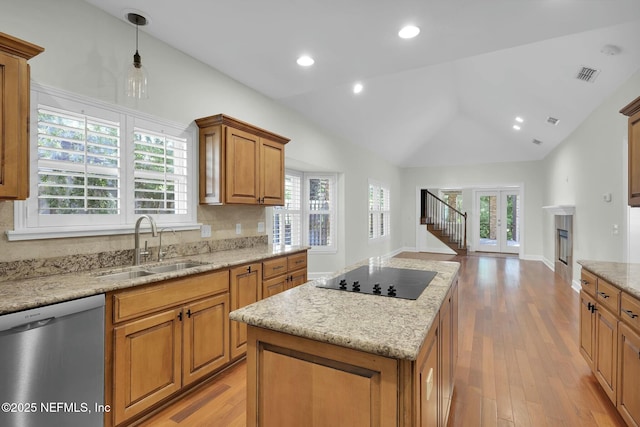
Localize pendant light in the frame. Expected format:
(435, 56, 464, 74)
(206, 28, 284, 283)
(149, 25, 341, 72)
(126, 12, 149, 99)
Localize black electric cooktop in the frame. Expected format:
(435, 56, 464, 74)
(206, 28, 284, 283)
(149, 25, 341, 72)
(316, 266, 437, 300)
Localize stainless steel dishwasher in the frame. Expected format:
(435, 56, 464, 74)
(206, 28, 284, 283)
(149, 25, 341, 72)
(0, 294, 105, 427)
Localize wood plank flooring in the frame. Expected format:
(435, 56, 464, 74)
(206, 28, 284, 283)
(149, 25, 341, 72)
(138, 253, 625, 426)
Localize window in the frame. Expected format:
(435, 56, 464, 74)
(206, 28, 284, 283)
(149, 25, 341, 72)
(271, 171, 337, 252)
(369, 180, 390, 240)
(8, 84, 197, 241)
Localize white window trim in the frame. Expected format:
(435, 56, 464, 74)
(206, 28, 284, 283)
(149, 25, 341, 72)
(368, 178, 390, 242)
(7, 83, 199, 241)
(271, 169, 303, 246)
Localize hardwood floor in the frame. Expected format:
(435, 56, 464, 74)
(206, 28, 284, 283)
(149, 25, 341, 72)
(139, 253, 625, 426)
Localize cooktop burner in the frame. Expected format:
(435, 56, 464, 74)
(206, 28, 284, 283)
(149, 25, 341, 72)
(316, 266, 437, 300)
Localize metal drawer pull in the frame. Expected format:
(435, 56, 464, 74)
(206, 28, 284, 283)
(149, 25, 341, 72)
(581, 279, 590, 285)
(597, 291, 610, 299)
(273, 265, 284, 270)
(623, 309, 638, 319)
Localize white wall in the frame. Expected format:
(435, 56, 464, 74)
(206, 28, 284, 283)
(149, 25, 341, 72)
(0, 0, 403, 274)
(543, 69, 640, 281)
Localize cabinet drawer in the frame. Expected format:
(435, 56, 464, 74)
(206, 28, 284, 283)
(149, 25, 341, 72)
(288, 252, 307, 271)
(580, 269, 597, 297)
(596, 278, 620, 316)
(113, 270, 230, 323)
(263, 256, 288, 280)
(621, 292, 640, 332)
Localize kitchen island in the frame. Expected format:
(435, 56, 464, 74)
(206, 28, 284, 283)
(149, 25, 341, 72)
(230, 256, 460, 427)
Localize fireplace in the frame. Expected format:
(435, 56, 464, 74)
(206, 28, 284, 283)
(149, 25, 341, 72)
(555, 215, 573, 284)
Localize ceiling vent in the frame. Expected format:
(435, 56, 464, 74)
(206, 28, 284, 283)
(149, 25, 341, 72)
(576, 66, 600, 83)
(546, 116, 560, 125)
(532, 139, 543, 145)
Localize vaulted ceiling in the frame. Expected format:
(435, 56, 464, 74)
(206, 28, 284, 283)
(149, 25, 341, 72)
(84, 0, 640, 167)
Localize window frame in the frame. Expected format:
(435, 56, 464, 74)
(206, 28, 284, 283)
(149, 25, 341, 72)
(368, 179, 390, 242)
(8, 83, 199, 241)
(271, 170, 303, 246)
(268, 170, 338, 253)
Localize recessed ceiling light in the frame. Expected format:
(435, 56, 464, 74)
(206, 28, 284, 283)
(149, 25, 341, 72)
(513, 125, 521, 131)
(398, 25, 420, 39)
(515, 117, 524, 123)
(296, 55, 315, 67)
(353, 83, 363, 94)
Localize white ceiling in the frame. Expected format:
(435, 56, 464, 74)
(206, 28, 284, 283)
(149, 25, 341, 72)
(83, 0, 640, 167)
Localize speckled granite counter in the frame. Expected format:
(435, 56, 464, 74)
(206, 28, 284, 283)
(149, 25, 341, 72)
(578, 260, 640, 299)
(0, 245, 307, 315)
(230, 256, 460, 360)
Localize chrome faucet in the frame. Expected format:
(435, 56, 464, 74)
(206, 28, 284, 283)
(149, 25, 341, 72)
(134, 215, 158, 265)
(158, 228, 176, 261)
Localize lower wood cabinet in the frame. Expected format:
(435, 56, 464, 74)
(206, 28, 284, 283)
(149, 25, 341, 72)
(579, 267, 640, 426)
(230, 263, 262, 360)
(106, 269, 230, 426)
(262, 252, 308, 298)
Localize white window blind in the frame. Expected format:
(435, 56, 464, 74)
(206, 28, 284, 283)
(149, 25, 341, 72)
(133, 128, 188, 215)
(272, 172, 302, 246)
(37, 107, 120, 215)
(369, 181, 390, 240)
(307, 174, 336, 251)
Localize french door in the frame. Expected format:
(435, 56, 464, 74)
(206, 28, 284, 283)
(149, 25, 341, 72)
(475, 190, 521, 254)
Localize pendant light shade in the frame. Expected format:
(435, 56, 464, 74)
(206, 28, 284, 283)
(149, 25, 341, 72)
(126, 13, 148, 99)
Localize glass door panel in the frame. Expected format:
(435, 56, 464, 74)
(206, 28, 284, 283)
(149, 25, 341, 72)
(475, 189, 521, 254)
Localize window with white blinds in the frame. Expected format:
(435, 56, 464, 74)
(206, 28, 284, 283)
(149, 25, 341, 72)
(369, 180, 390, 240)
(9, 84, 197, 240)
(270, 171, 337, 252)
(37, 107, 121, 215)
(133, 129, 188, 215)
(272, 172, 302, 246)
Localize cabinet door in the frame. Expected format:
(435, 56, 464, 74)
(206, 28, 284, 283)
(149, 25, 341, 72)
(0, 51, 26, 199)
(225, 126, 260, 204)
(595, 304, 618, 404)
(440, 287, 453, 425)
(629, 109, 640, 206)
(183, 294, 230, 386)
(288, 268, 307, 289)
(580, 291, 597, 371)
(230, 263, 261, 359)
(113, 308, 182, 425)
(262, 274, 287, 298)
(418, 325, 439, 427)
(618, 322, 640, 427)
(260, 138, 285, 205)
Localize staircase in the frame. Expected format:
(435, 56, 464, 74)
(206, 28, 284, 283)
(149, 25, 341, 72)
(420, 190, 467, 255)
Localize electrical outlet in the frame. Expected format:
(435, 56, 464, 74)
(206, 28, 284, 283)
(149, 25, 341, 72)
(201, 225, 211, 238)
(236, 223, 242, 235)
(257, 222, 265, 233)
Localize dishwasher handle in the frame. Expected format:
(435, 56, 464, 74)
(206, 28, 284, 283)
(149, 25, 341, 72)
(2, 317, 55, 334)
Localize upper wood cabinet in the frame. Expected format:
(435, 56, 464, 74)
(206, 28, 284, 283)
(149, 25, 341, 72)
(0, 33, 43, 200)
(195, 114, 288, 205)
(621, 96, 640, 206)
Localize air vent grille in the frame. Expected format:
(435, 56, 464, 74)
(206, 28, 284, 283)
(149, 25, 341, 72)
(576, 66, 600, 83)
(532, 139, 543, 145)
(546, 116, 560, 125)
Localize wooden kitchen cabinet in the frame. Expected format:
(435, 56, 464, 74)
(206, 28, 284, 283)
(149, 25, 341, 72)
(618, 322, 640, 427)
(417, 315, 439, 427)
(261, 251, 308, 298)
(195, 114, 288, 205)
(230, 262, 262, 359)
(621, 95, 640, 206)
(580, 290, 597, 371)
(107, 269, 230, 426)
(0, 33, 43, 200)
(595, 303, 618, 404)
(439, 279, 458, 426)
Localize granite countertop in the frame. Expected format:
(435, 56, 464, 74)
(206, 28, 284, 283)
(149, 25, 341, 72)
(229, 257, 460, 361)
(578, 260, 640, 299)
(0, 245, 308, 315)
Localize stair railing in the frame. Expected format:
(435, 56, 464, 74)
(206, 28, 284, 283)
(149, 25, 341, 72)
(420, 189, 467, 251)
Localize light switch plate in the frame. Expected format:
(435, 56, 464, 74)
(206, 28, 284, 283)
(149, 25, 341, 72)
(201, 225, 211, 238)
(258, 222, 265, 233)
(236, 223, 242, 235)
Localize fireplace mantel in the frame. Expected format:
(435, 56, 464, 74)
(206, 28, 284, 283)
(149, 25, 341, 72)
(542, 205, 575, 215)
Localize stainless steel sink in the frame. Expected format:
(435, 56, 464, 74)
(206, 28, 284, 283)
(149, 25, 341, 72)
(145, 262, 207, 274)
(99, 270, 154, 280)
(98, 261, 208, 280)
